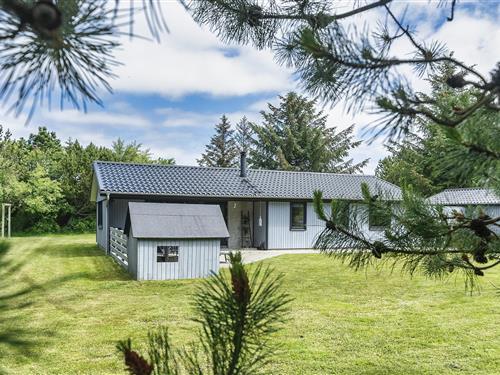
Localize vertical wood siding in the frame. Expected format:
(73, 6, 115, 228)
(267, 201, 385, 249)
(109, 199, 144, 229)
(136, 239, 220, 280)
(267, 202, 326, 249)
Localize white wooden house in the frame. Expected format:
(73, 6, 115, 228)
(90, 153, 402, 255)
(428, 188, 500, 234)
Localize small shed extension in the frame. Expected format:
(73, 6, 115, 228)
(428, 188, 500, 234)
(124, 202, 229, 280)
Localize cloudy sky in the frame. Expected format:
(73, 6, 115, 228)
(1, 1, 498, 173)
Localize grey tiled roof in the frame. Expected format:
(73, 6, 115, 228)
(125, 202, 229, 239)
(93, 161, 401, 201)
(428, 188, 500, 205)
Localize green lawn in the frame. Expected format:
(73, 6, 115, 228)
(0, 235, 499, 374)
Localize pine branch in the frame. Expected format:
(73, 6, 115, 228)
(313, 184, 500, 287)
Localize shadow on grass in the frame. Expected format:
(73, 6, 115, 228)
(0, 239, 129, 372)
(0, 240, 43, 368)
(38, 241, 130, 281)
(42, 242, 107, 258)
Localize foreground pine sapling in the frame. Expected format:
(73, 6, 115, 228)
(117, 252, 291, 374)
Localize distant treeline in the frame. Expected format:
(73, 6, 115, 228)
(0, 126, 174, 234)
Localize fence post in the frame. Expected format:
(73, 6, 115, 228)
(2, 204, 12, 238)
(7, 204, 11, 238)
(1, 204, 4, 238)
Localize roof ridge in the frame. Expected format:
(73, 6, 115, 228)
(439, 187, 495, 193)
(94, 160, 378, 177)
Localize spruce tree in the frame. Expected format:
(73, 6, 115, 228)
(250, 92, 367, 173)
(198, 115, 239, 168)
(234, 116, 254, 153)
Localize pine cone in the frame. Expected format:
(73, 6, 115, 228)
(247, 5, 262, 27)
(474, 268, 484, 276)
(446, 74, 467, 89)
(32, 1, 62, 31)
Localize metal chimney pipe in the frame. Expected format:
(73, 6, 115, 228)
(240, 151, 247, 178)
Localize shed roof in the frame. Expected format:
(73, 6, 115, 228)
(125, 202, 229, 239)
(427, 188, 500, 205)
(93, 161, 401, 201)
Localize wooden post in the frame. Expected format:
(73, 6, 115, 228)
(1, 204, 12, 238)
(7, 204, 11, 238)
(1, 204, 4, 238)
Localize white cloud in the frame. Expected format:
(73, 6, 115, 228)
(158, 108, 220, 128)
(111, 2, 293, 98)
(44, 110, 151, 128)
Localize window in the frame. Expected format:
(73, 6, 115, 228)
(157, 246, 179, 262)
(337, 205, 350, 228)
(97, 201, 103, 229)
(369, 207, 391, 230)
(290, 202, 307, 230)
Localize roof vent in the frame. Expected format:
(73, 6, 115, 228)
(240, 151, 247, 178)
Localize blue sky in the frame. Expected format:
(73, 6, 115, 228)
(1, 1, 499, 173)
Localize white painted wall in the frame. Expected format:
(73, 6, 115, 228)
(267, 201, 385, 249)
(134, 238, 220, 280)
(443, 205, 500, 235)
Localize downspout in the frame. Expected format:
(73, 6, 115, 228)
(106, 191, 110, 255)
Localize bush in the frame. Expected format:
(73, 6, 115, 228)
(62, 217, 95, 233)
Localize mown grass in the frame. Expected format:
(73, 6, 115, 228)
(0, 235, 498, 374)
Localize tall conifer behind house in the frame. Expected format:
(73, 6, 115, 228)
(198, 115, 239, 167)
(250, 93, 367, 173)
(235, 116, 254, 153)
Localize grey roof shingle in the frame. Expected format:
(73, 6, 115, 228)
(427, 188, 500, 205)
(94, 161, 401, 201)
(125, 202, 229, 239)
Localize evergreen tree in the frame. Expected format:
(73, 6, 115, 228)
(250, 92, 367, 173)
(198, 115, 239, 167)
(376, 66, 498, 196)
(234, 116, 254, 153)
(314, 68, 499, 287)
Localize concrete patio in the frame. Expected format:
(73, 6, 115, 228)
(220, 249, 319, 266)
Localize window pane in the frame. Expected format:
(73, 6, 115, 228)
(369, 207, 391, 229)
(97, 201, 103, 228)
(290, 203, 306, 229)
(157, 246, 179, 263)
